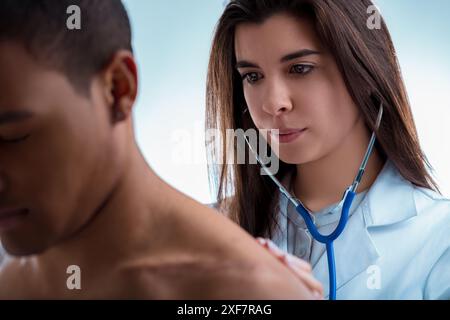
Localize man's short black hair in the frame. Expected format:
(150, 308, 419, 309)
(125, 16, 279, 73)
(0, 0, 133, 94)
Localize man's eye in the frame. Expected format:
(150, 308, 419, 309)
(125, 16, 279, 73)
(242, 72, 263, 84)
(290, 64, 314, 75)
(0, 134, 30, 144)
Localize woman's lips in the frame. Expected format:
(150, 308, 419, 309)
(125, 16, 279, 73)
(0, 207, 29, 232)
(271, 128, 308, 143)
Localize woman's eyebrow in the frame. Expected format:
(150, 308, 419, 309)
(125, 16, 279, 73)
(0, 110, 34, 126)
(280, 49, 321, 63)
(235, 60, 260, 69)
(236, 49, 321, 69)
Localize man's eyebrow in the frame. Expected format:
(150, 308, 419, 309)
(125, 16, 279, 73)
(0, 111, 34, 125)
(236, 49, 321, 69)
(280, 49, 321, 63)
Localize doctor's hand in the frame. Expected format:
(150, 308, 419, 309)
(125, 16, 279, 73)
(256, 238, 324, 299)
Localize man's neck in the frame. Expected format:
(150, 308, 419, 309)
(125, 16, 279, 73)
(294, 118, 385, 212)
(32, 149, 173, 285)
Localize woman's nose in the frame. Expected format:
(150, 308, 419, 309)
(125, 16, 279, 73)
(261, 81, 293, 116)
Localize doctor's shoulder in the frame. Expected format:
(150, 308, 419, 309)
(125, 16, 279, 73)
(413, 186, 450, 232)
(411, 186, 450, 299)
(409, 185, 450, 253)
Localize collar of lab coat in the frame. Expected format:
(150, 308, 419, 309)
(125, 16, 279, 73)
(311, 158, 418, 298)
(363, 159, 417, 227)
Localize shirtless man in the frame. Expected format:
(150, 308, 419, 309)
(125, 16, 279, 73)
(0, 0, 322, 299)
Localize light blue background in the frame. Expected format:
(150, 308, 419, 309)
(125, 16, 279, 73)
(123, 0, 450, 202)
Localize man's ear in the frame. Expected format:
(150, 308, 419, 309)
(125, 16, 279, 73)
(102, 50, 138, 123)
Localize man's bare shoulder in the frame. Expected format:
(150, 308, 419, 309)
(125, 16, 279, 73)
(121, 192, 314, 299)
(206, 197, 234, 217)
(117, 255, 313, 299)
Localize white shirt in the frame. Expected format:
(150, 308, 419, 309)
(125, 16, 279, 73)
(272, 159, 450, 300)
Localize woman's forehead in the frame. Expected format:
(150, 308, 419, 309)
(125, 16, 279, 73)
(234, 13, 322, 63)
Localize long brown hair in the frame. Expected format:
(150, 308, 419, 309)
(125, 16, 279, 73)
(205, 0, 439, 238)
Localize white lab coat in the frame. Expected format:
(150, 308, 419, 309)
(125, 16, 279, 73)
(273, 159, 450, 300)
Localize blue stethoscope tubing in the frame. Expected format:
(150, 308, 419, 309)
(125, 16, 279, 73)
(245, 103, 384, 300)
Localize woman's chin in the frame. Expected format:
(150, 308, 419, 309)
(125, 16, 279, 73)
(276, 152, 313, 165)
(268, 140, 318, 165)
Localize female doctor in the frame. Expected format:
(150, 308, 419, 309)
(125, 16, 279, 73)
(205, 0, 450, 299)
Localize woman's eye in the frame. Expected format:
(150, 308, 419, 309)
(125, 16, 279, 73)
(242, 72, 262, 84)
(290, 64, 314, 75)
(0, 134, 30, 144)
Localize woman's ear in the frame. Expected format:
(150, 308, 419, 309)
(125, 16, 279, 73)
(102, 50, 138, 123)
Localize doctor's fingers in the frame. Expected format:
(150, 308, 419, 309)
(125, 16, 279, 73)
(285, 259, 324, 298)
(256, 239, 323, 298)
(256, 238, 312, 271)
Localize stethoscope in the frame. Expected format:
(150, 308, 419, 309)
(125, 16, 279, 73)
(245, 103, 384, 300)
